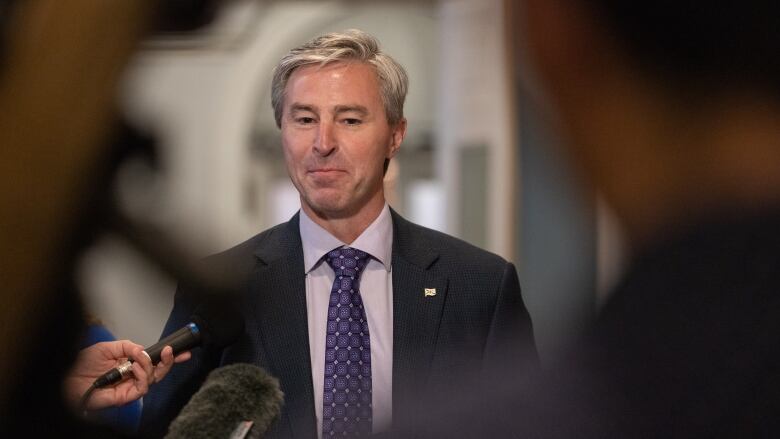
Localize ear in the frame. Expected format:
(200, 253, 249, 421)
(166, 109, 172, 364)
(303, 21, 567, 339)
(387, 118, 407, 158)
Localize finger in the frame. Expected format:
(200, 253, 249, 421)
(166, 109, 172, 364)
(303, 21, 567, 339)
(153, 346, 175, 382)
(127, 344, 154, 383)
(160, 345, 174, 365)
(102, 339, 145, 361)
(173, 351, 192, 363)
(130, 362, 150, 394)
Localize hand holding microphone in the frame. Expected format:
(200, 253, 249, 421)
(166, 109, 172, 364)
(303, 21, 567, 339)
(72, 299, 244, 412)
(64, 340, 191, 411)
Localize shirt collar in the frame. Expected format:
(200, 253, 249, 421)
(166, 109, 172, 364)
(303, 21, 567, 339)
(299, 203, 393, 274)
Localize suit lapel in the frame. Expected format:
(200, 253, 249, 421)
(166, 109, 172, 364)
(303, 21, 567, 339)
(251, 214, 316, 439)
(390, 210, 449, 428)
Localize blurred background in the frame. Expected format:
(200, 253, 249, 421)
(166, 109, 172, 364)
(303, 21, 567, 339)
(77, 0, 625, 365)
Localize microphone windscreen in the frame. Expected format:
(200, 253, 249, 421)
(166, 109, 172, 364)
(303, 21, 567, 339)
(164, 364, 284, 439)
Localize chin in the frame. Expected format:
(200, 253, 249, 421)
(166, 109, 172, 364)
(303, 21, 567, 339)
(305, 195, 350, 217)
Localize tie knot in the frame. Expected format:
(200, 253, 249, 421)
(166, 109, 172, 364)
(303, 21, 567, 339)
(325, 247, 370, 278)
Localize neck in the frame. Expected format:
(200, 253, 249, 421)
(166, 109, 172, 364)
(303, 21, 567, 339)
(301, 196, 386, 244)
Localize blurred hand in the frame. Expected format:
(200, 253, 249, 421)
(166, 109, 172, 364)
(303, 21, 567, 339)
(63, 340, 191, 411)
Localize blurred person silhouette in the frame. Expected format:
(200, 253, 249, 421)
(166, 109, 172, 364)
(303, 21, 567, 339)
(0, 0, 157, 435)
(0, 0, 224, 436)
(388, 0, 780, 437)
(439, 1, 780, 437)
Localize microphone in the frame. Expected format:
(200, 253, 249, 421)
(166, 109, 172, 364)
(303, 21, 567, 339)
(92, 299, 244, 388)
(164, 363, 284, 439)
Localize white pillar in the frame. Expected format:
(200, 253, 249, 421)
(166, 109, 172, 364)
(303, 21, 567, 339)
(436, 0, 516, 259)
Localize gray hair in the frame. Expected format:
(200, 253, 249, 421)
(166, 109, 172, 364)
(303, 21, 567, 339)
(271, 29, 409, 128)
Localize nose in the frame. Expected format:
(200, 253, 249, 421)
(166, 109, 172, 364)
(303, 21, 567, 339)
(313, 120, 337, 157)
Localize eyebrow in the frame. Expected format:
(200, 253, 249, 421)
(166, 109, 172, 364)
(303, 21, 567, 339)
(333, 105, 369, 116)
(288, 103, 317, 114)
(287, 103, 370, 117)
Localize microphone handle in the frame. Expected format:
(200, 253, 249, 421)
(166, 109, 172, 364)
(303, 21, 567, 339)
(145, 322, 201, 363)
(93, 322, 201, 388)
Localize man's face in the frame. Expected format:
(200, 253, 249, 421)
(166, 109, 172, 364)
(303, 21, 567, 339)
(281, 61, 405, 219)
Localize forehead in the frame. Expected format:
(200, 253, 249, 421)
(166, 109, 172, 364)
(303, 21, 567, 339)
(284, 61, 383, 110)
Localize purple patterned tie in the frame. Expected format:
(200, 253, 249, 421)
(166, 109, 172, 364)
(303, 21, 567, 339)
(322, 247, 372, 437)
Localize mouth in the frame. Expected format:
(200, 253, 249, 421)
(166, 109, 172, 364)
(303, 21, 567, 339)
(308, 168, 345, 175)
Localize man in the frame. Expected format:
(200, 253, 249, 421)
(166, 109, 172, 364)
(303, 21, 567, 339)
(141, 29, 536, 438)
(443, 1, 780, 437)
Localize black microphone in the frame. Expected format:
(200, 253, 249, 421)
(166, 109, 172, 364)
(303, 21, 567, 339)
(164, 364, 284, 439)
(92, 299, 244, 388)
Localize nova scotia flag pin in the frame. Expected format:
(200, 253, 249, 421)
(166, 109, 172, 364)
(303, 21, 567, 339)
(424, 288, 437, 297)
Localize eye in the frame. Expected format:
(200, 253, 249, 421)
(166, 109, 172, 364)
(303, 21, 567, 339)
(342, 118, 362, 126)
(296, 116, 316, 125)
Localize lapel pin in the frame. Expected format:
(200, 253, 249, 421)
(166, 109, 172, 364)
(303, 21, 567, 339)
(424, 288, 437, 297)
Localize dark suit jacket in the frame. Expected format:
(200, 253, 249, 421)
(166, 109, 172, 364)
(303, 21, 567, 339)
(140, 210, 537, 438)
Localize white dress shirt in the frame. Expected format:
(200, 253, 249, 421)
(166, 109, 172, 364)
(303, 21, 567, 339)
(300, 204, 394, 437)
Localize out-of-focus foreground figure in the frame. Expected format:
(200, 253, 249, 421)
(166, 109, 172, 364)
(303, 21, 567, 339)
(505, 0, 780, 437)
(0, 0, 208, 436)
(0, 0, 152, 423)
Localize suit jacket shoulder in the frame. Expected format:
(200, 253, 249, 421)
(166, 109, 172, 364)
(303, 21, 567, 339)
(390, 209, 510, 275)
(204, 217, 299, 272)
